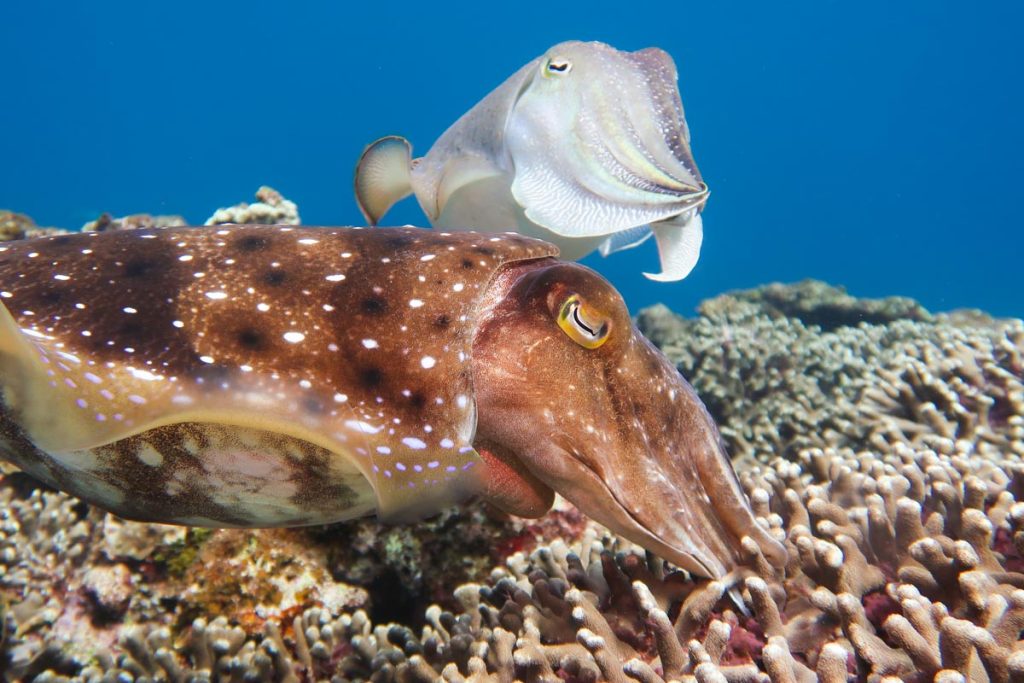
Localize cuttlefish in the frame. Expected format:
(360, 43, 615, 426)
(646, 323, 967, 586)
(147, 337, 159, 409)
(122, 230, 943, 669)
(0, 226, 783, 578)
(355, 40, 709, 281)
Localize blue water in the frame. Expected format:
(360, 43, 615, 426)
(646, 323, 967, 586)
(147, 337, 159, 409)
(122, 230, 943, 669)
(2, 2, 1021, 317)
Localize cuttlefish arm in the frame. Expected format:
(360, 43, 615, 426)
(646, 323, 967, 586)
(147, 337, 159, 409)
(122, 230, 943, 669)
(645, 210, 704, 282)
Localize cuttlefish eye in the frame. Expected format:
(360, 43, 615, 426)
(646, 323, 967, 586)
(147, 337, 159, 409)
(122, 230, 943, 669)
(557, 294, 610, 349)
(543, 57, 572, 76)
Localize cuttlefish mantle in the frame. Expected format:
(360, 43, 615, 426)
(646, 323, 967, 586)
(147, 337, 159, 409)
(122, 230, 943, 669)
(0, 226, 785, 578)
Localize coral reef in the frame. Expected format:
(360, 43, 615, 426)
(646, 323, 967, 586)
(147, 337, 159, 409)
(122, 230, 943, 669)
(0, 473, 593, 680)
(0, 481, 370, 680)
(1, 265, 1021, 679)
(204, 186, 300, 226)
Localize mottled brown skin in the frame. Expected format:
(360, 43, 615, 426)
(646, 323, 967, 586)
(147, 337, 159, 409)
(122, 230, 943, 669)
(0, 225, 785, 578)
(0, 226, 556, 525)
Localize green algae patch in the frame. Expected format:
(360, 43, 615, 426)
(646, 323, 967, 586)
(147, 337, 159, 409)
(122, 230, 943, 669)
(156, 528, 214, 578)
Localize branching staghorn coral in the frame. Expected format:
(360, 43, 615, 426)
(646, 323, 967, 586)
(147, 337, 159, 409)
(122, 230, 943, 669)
(8, 434, 1024, 682)
(860, 323, 1024, 459)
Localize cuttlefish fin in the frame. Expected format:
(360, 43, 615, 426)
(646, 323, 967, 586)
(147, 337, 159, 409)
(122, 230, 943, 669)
(0, 302, 100, 449)
(598, 224, 654, 257)
(354, 135, 414, 225)
(0, 300, 358, 459)
(643, 211, 704, 282)
(0, 301, 41, 377)
(373, 443, 487, 524)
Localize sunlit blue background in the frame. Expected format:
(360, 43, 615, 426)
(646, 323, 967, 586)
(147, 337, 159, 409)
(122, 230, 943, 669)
(1, 2, 1020, 317)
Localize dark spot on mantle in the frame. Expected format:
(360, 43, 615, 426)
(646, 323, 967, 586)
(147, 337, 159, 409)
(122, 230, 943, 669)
(236, 327, 266, 351)
(263, 270, 287, 286)
(38, 289, 65, 305)
(361, 296, 388, 315)
(236, 234, 270, 252)
(360, 367, 383, 388)
(384, 234, 416, 250)
(124, 258, 159, 278)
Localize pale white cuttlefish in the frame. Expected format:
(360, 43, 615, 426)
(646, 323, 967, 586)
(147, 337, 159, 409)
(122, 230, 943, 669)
(354, 40, 710, 281)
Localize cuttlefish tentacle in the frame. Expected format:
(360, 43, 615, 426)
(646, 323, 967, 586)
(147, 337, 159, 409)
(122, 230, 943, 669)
(0, 226, 784, 577)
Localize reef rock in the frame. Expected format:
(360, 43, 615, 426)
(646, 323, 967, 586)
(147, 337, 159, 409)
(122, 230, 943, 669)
(81, 213, 186, 232)
(0, 210, 33, 241)
(204, 186, 300, 225)
(0, 210, 67, 241)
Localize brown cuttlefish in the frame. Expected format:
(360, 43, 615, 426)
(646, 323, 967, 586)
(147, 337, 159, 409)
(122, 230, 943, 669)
(0, 226, 785, 578)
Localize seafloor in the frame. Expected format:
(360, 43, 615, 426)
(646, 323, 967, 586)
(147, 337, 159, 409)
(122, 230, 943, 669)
(1, 193, 1022, 682)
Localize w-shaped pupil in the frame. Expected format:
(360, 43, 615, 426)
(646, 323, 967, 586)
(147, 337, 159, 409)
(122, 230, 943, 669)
(571, 303, 596, 336)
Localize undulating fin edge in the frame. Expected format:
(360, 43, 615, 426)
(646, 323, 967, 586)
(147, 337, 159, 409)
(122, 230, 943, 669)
(354, 135, 414, 225)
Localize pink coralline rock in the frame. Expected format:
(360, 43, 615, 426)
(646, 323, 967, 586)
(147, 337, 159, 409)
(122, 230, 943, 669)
(81, 564, 134, 620)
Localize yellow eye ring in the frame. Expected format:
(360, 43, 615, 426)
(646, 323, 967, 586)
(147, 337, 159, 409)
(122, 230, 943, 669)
(543, 57, 572, 77)
(557, 295, 610, 349)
